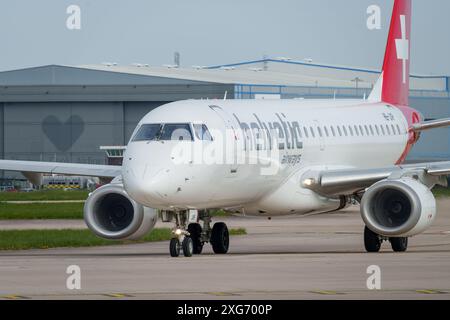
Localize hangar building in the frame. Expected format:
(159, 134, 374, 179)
(0, 59, 449, 180)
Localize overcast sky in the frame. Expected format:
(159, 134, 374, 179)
(0, 0, 449, 75)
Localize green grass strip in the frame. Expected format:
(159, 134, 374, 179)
(0, 228, 246, 250)
(0, 228, 172, 250)
(0, 190, 90, 201)
(229, 228, 247, 236)
(0, 202, 84, 219)
(432, 187, 450, 198)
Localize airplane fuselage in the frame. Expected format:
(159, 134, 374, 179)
(122, 99, 420, 216)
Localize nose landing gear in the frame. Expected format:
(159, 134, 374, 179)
(169, 230, 193, 257)
(165, 210, 230, 257)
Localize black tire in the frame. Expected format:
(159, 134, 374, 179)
(182, 237, 193, 257)
(364, 226, 382, 253)
(170, 238, 180, 257)
(211, 222, 229, 254)
(188, 223, 203, 254)
(390, 237, 408, 252)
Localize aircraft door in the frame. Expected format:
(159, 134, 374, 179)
(209, 105, 240, 174)
(314, 120, 325, 151)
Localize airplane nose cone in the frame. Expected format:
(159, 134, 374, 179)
(123, 164, 172, 207)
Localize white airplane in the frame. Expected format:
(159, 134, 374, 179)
(1, 0, 450, 257)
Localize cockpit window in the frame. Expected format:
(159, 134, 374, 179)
(132, 123, 193, 142)
(159, 124, 193, 141)
(193, 124, 213, 141)
(132, 124, 162, 141)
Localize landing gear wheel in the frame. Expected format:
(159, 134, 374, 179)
(188, 223, 203, 254)
(211, 222, 229, 254)
(182, 237, 194, 257)
(364, 226, 382, 253)
(390, 237, 408, 252)
(170, 238, 180, 257)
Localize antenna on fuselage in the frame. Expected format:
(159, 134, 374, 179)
(224, 91, 228, 100)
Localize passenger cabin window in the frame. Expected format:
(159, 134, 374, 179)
(297, 127, 303, 139)
(303, 127, 309, 138)
(324, 126, 329, 137)
(391, 124, 397, 135)
(317, 127, 323, 137)
(193, 124, 213, 141)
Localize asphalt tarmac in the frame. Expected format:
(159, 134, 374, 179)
(1, 200, 450, 300)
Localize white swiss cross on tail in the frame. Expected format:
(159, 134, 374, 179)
(395, 15, 409, 84)
(370, 0, 411, 107)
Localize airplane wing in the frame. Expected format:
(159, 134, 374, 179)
(301, 115, 450, 197)
(411, 118, 450, 132)
(301, 161, 450, 197)
(0, 160, 121, 184)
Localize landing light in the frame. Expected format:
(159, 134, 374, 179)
(303, 178, 315, 187)
(175, 229, 183, 236)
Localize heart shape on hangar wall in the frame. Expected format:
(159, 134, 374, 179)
(42, 115, 85, 152)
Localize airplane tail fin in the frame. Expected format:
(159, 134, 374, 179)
(368, 0, 411, 106)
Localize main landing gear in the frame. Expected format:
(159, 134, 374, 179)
(163, 210, 230, 257)
(364, 226, 408, 253)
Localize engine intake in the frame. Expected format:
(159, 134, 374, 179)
(361, 178, 436, 237)
(84, 183, 157, 240)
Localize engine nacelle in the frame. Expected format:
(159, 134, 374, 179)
(84, 182, 157, 240)
(361, 178, 436, 237)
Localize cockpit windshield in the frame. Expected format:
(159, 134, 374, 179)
(159, 124, 193, 141)
(132, 124, 162, 141)
(193, 124, 213, 141)
(132, 123, 194, 142)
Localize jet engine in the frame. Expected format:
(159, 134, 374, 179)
(361, 178, 436, 237)
(84, 182, 157, 240)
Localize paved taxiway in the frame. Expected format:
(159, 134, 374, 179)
(1, 200, 450, 300)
